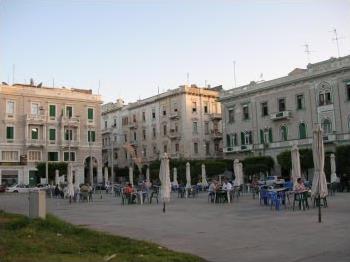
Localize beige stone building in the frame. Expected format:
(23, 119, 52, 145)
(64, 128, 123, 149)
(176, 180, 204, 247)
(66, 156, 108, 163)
(101, 84, 223, 179)
(0, 83, 102, 186)
(220, 55, 350, 175)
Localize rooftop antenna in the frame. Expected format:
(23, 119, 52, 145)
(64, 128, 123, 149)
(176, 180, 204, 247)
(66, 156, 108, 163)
(157, 85, 160, 95)
(186, 72, 190, 86)
(303, 43, 312, 64)
(330, 28, 344, 57)
(233, 61, 237, 88)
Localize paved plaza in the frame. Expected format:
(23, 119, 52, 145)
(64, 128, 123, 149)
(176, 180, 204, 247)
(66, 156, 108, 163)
(1, 192, 350, 262)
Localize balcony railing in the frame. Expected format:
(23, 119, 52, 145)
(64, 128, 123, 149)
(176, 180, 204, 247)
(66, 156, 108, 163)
(62, 116, 80, 126)
(270, 111, 291, 121)
(209, 113, 222, 120)
(26, 114, 46, 123)
(210, 130, 222, 140)
(26, 139, 45, 146)
(169, 130, 181, 140)
(128, 122, 138, 129)
(61, 140, 80, 147)
(323, 134, 336, 143)
(169, 112, 180, 119)
(223, 144, 253, 153)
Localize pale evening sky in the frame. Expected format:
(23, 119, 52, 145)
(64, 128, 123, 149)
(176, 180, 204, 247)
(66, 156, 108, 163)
(1, 0, 350, 104)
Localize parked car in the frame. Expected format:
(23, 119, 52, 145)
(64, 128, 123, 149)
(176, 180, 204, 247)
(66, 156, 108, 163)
(5, 184, 30, 193)
(0, 185, 6, 193)
(266, 176, 285, 186)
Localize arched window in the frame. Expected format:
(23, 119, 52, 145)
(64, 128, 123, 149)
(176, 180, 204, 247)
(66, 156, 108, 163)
(318, 82, 332, 106)
(299, 123, 307, 139)
(280, 126, 288, 141)
(322, 119, 332, 134)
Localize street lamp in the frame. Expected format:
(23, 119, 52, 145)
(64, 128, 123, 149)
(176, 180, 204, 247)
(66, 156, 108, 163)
(39, 107, 49, 184)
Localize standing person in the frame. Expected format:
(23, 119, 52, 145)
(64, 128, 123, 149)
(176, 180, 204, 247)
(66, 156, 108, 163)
(124, 183, 136, 203)
(88, 184, 93, 202)
(208, 180, 218, 202)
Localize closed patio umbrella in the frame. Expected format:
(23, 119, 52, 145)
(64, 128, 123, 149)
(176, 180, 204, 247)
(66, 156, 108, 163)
(146, 167, 150, 182)
(129, 166, 133, 186)
(291, 145, 301, 190)
(330, 153, 337, 183)
(186, 162, 191, 189)
(67, 168, 74, 203)
(55, 169, 59, 185)
(159, 153, 171, 212)
(173, 167, 178, 187)
(311, 124, 328, 222)
(201, 164, 208, 187)
(233, 159, 243, 186)
(104, 166, 109, 186)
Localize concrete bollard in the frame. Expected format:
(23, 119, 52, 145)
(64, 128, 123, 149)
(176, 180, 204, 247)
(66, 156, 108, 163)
(29, 191, 46, 219)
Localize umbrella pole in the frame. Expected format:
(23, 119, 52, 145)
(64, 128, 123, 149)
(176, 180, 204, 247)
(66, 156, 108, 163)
(318, 194, 322, 223)
(163, 202, 166, 213)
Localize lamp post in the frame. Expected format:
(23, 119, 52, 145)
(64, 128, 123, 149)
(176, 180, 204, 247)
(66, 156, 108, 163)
(39, 107, 49, 184)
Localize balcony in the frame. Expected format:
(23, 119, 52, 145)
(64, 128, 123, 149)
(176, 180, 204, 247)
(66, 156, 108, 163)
(26, 139, 45, 147)
(270, 111, 291, 121)
(62, 116, 80, 126)
(61, 140, 80, 148)
(323, 134, 336, 143)
(129, 140, 138, 146)
(26, 114, 46, 124)
(210, 130, 222, 140)
(102, 127, 113, 134)
(169, 130, 181, 140)
(209, 113, 222, 121)
(128, 122, 138, 129)
(223, 144, 253, 153)
(169, 153, 181, 159)
(169, 112, 180, 120)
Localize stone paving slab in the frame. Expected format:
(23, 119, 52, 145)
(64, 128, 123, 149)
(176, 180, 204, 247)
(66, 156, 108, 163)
(1, 192, 350, 262)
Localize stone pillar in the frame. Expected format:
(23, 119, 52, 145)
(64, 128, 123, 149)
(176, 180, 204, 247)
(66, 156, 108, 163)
(97, 167, 103, 183)
(29, 191, 46, 219)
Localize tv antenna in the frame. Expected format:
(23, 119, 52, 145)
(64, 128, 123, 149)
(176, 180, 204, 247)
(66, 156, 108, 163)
(303, 43, 313, 64)
(330, 28, 344, 57)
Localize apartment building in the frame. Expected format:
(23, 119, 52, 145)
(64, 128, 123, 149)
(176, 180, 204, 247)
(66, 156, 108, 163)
(220, 55, 350, 174)
(101, 84, 223, 177)
(0, 83, 102, 186)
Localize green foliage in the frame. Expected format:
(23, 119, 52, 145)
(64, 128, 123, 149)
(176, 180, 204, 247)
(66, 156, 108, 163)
(277, 148, 314, 177)
(336, 145, 350, 176)
(277, 151, 292, 171)
(242, 156, 275, 176)
(36, 162, 68, 181)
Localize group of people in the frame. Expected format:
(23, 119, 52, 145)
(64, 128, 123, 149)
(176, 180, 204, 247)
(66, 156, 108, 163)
(208, 178, 235, 202)
(52, 183, 93, 202)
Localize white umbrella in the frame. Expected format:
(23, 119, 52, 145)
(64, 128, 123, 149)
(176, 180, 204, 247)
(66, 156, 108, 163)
(74, 172, 80, 188)
(146, 167, 150, 182)
(173, 167, 178, 187)
(311, 124, 328, 222)
(104, 166, 109, 186)
(291, 145, 301, 190)
(67, 168, 75, 199)
(159, 153, 171, 206)
(330, 153, 337, 183)
(186, 162, 191, 189)
(55, 169, 59, 185)
(234, 159, 243, 186)
(129, 166, 133, 186)
(201, 164, 208, 187)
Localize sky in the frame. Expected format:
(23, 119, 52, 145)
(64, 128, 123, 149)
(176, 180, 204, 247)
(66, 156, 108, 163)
(1, 0, 350, 104)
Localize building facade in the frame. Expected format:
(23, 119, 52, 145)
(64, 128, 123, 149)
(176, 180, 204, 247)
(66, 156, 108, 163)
(220, 56, 350, 174)
(101, 85, 223, 178)
(0, 83, 102, 186)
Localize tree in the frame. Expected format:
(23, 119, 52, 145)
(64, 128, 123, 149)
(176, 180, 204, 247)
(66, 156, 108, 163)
(36, 162, 68, 182)
(242, 156, 275, 178)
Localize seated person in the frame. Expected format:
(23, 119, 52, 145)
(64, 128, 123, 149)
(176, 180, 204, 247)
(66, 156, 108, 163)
(295, 178, 306, 192)
(222, 178, 232, 191)
(124, 183, 136, 202)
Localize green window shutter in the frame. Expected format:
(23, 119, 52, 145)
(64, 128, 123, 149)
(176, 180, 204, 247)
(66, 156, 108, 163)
(64, 152, 69, 161)
(260, 130, 264, 144)
(88, 131, 90, 142)
(66, 107, 72, 118)
(65, 130, 69, 140)
(88, 108, 94, 120)
(240, 132, 245, 145)
(233, 134, 237, 146)
(269, 128, 273, 143)
(92, 131, 96, 142)
(6, 127, 14, 139)
(49, 129, 56, 140)
(31, 128, 38, 139)
(249, 131, 253, 144)
(49, 105, 56, 117)
(226, 134, 230, 147)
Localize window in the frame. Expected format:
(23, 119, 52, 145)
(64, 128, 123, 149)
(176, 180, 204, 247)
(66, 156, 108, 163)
(194, 143, 199, 154)
(49, 105, 56, 118)
(193, 122, 198, 134)
(6, 100, 15, 114)
(1, 151, 19, 161)
(142, 111, 146, 122)
(268, 128, 273, 143)
(347, 81, 350, 101)
(227, 133, 237, 147)
(240, 131, 252, 145)
(228, 108, 235, 123)
(124, 134, 127, 142)
(175, 143, 179, 152)
(6, 126, 14, 139)
(163, 144, 167, 153)
(162, 106, 167, 116)
(319, 90, 332, 106)
(48, 152, 59, 161)
(204, 122, 209, 134)
(28, 151, 41, 161)
(261, 102, 268, 116)
(142, 147, 147, 157)
(242, 105, 249, 120)
(175, 123, 179, 133)
(66, 106, 73, 118)
(65, 129, 73, 140)
(325, 92, 331, 104)
(296, 95, 304, 110)
(152, 127, 156, 138)
(280, 126, 288, 141)
(49, 129, 56, 141)
(113, 118, 117, 127)
(142, 129, 146, 140)
(299, 123, 307, 139)
(204, 102, 209, 113)
(88, 130, 96, 142)
(104, 121, 107, 129)
(152, 109, 156, 119)
(278, 98, 286, 112)
(163, 125, 167, 136)
(31, 103, 39, 115)
(214, 142, 219, 152)
(31, 128, 38, 140)
(192, 102, 197, 113)
(132, 114, 136, 122)
(88, 108, 94, 121)
(153, 146, 157, 154)
(322, 119, 332, 134)
(122, 117, 128, 126)
(64, 152, 76, 162)
(133, 132, 137, 141)
(205, 142, 210, 155)
(212, 102, 217, 113)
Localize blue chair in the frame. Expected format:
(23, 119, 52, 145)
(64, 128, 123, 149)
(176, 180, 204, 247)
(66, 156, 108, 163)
(284, 181, 293, 191)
